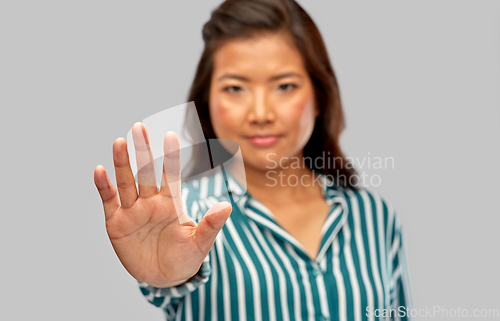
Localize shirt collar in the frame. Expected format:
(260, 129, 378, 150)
(220, 168, 350, 263)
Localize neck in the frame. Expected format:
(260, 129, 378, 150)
(241, 162, 323, 202)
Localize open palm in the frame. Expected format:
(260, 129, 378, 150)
(94, 123, 231, 288)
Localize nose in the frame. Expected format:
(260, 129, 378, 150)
(248, 90, 275, 125)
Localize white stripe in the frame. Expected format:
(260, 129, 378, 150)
(175, 299, 184, 321)
(199, 176, 208, 199)
(266, 230, 302, 321)
(286, 244, 315, 321)
(248, 221, 290, 321)
(170, 287, 180, 297)
(225, 219, 262, 321)
(247, 198, 275, 219)
(374, 192, 390, 309)
(198, 284, 206, 321)
(390, 233, 401, 260)
(332, 238, 347, 321)
(342, 222, 362, 321)
(159, 295, 172, 310)
(241, 223, 276, 321)
(320, 255, 327, 272)
(182, 185, 189, 211)
(190, 201, 200, 222)
(197, 199, 207, 216)
(392, 264, 402, 286)
(185, 282, 195, 292)
(215, 234, 231, 320)
(315, 266, 330, 320)
(185, 293, 192, 321)
(210, 249, 218, 321)
(165, 304, 175, 321)
(214, 169, 222, 197)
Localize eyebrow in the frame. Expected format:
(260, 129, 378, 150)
(216, 72, 303, 82)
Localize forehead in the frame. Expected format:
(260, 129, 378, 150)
(211, 33, 306, 77)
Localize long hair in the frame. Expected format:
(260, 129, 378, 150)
(183, 0, 359, 189)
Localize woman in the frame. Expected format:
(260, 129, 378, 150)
(94, 0, 414, 320)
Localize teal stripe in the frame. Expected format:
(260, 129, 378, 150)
(324, 244, 340, 316)
(367, 191, 385, 296)
(381, 198, 390, 247)
(222, 234, 239, 320)
(190, 291, 199, 321)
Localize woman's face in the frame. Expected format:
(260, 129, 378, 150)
(209, 32, 318, 172)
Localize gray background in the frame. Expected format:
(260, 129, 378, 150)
(1, 0, 499, 320)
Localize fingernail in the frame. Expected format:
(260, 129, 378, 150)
(206, 201, 231, 216)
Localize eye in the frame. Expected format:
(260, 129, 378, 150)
(224, 86, 243, 93)
(278, 84, 296, 91)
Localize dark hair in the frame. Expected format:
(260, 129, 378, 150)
(184, 0, 359, 189)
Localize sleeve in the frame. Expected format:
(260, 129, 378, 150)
(137, 181, 213, 320)
(138, 254, 211, 319)
(387, 205, 415, 321)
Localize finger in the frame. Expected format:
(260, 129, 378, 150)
(193, 202, 232, 252)
(159, 131, 182, 200)
(159, 131, 189, 223)
(132, 122, 158, 198)
(94, 165, 120, 218)
(113, 138, 138, 208)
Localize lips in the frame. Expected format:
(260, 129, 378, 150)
(246, 134, 282, 147)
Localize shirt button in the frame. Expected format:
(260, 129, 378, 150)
(312, 268, 322, 276)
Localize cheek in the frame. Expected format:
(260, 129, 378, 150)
(282, 93, 316, 133)
(209, 94, 241, 138)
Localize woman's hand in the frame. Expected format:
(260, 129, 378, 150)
(94, 123, 232, 288)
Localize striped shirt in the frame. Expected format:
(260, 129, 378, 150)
(138, 167, 414, 321)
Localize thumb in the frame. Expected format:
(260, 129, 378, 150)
(194, 201, 232, 247)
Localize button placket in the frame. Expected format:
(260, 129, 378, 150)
(311, 261, 322, 277)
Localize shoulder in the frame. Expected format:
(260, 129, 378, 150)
(331, 183, 400, 237)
